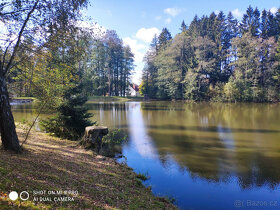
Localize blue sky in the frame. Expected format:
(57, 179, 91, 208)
(84, 0, 279, 84)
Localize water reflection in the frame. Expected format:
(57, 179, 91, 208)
(12, 102, 280, 209)
(127, 103, 158, 159)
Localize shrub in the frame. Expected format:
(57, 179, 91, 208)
(99, 129, 128, 157)
(40, 84, 94, 140)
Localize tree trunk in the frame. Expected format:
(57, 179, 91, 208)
(0, 77, 21, 152)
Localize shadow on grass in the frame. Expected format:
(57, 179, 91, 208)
(0, 129, 176, 209)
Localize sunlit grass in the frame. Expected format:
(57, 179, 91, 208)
(0, 127, 176, 209)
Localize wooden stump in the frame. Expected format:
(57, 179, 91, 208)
(82, 126, 109, 152)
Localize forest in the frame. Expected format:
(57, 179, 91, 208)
(8, 27, 134, 98)
(140, 6, 280, 102)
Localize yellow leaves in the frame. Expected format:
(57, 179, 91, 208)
(29, 51, 79, 102)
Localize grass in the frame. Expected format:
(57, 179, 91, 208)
(88, 96, 144, 102)
(136, 172, 150, 181)
(12, 97, 36, 100)
(0, 126, 176, 209)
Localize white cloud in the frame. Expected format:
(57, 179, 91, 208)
(215, 10, 220, 15)
(155, 16, 162, 21)
(270, 7, 278, 14)
(123, 37, 146, 63)
(165, 18, 172, 24)
(125, 27, 161, 84)
(135, 27, 160, 43)
(164, 8, 182, 17)
(232, 8, 243, 18)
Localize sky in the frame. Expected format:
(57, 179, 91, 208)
(83, 0, 279, 84)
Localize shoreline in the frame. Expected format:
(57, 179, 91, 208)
(0, 125, 176, 209)
(11, 96, 280, 104)
(9, 97, 35, 105)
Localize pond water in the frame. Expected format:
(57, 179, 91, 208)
(12, 101, 280, 209)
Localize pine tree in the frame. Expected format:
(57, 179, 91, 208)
(150, 34, 159, 52)
(267, 11, 276, 38)
(272, 9, 280, 39)
(271, 39, 280, 100)
(41, 84, 94, 140)
(189, 15, 200, 37)
(261, 9, 269, 39)
(227, 12, 239, 38)
(180, 20, 187, 32)
(158, 28, 172, 50)
(123, 46, 134, 96)
(240, 6, 260, 36)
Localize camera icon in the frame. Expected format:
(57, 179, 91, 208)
(20, 191, 29, 201)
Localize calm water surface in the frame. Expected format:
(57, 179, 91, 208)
(12, 102, 280, 209)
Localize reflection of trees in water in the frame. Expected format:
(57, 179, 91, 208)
(140, 101, 186, 111)
(236, 152, 280, 190)
(86, 102, 129, 111)
(151, 132, 231, 182)
(86, 102, 129, 128)
(141, 103, 280, 189)
(151, 132, 280, 189)
(184, 103, 280, 129)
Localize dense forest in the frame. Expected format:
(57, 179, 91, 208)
(140, 6, 280, 102)
(8, 29, 134, 98)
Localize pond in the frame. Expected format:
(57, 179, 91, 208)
(12, 101, 280, 209)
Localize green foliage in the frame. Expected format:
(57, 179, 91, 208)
(99, 129, 128, 157)
(41, 84, 94, 140)
(81, 31, 134, 97)
(158, 28, 172, 50)
(141, 6, 280, 102)
(224, 75, 247, 102)
(136, 172, 150, 181)
(240, 6, 261, 36)
(139, 81, 147, 96)
(184, 71, 203, 101)
(209, 82, 225, 102)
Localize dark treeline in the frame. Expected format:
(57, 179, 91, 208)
(140, 6, 280, 102)
(81, 30, 134, 97)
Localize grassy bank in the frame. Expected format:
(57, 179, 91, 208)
(88, 96, 144, 102)
(12, 97, 37, 100)
(0, 126, 176, 209)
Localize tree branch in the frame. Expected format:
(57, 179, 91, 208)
(20, 99, 47, 148)
(2, 38, 16, 68)
(3, 0, 40, 76)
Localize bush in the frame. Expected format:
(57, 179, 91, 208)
(99, 129, 128, 157)
(209, 82, 225, 102)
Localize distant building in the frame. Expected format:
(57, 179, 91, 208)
(129, 83, 140, 97)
